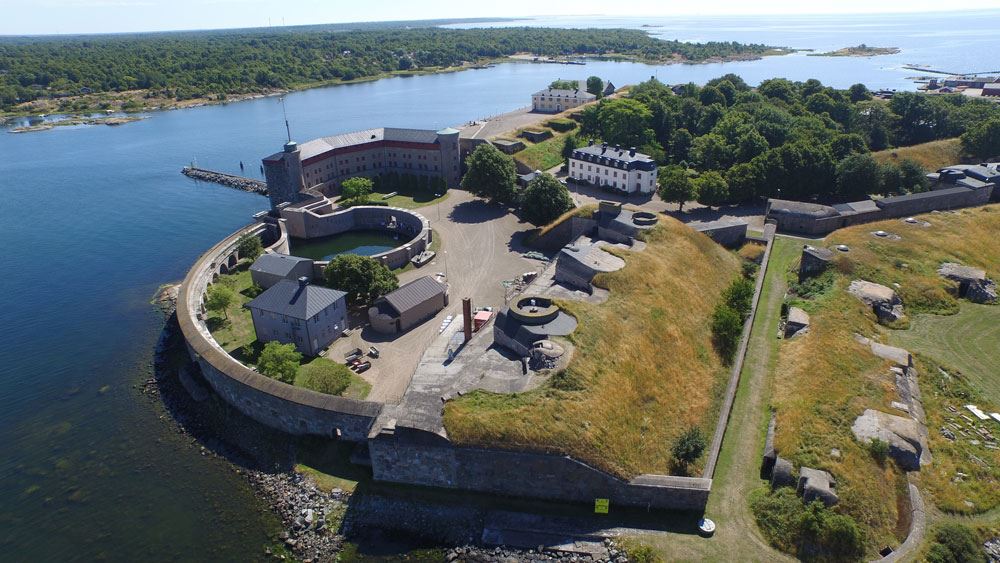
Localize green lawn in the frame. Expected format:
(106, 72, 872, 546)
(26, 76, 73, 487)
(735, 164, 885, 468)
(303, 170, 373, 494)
(515, 133, 570, 172)
(374, 187, 449, 210)
(891, 302, 1000, 403)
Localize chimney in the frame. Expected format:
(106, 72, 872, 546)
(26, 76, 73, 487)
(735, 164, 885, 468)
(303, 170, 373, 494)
(629, 147, 636, 156)
(298, 276, 309, 288)
(588, 139, 595, 146)
(463, 298, 473, 343)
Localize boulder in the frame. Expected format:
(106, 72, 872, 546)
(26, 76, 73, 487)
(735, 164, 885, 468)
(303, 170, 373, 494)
(797, 467, 839, 507)
(939, 262, 997, 303)
(770, 456, 795, 489)
(851, 409, 928, 471)
(848, 280, 905, 323)
(785, 307, 810, 338)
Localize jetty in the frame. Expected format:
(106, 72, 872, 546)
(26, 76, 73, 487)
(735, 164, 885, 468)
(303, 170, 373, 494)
(181, 166, 267, 196)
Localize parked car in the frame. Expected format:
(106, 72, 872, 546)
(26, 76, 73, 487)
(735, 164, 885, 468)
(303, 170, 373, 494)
(354, 361, 372, 373)
(344, 348, 363, 363)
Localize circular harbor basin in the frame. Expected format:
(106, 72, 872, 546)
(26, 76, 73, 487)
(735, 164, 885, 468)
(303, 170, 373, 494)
(289, 229, 403, 261)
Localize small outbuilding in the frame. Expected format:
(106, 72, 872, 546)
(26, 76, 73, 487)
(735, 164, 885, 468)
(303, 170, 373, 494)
(785, 307, 810, 338)
(245, 277, 348, 356)
(250, 253, 315, 289)
(368, 276, 449, 334)
(799, 245, 834, 281)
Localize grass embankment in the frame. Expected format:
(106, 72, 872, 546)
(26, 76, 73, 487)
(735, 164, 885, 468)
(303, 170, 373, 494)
(512, 117, 581, 172)
(871, 138, 963, 171)
(759, 205, 1000, 557)
(444, 217, 742, 477)
(205, 265, 371, 400)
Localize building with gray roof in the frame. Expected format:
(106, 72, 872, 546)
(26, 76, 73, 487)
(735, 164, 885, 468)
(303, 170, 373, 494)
(568, 143, 658, 194)
(368, 276, 449, 334)
(245, 277, 348, 356)
(262, 126, 461, 209)
(531, 87, 596, 113)
(250, 252, 315, 289)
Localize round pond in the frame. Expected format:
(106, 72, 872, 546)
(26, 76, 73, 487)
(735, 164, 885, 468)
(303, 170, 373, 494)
(289, 229, 403, 261)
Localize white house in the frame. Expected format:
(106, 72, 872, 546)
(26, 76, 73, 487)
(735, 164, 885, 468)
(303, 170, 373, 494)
(568, 143, 658, 194)
(531, 88, 596, 113)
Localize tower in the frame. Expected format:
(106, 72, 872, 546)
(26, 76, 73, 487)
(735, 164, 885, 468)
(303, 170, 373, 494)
(262, 140, 304, 210)
(436, 127, 461, 188)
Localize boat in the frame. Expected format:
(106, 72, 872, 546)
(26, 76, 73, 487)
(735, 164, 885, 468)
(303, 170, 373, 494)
(410, 250, 436, 267)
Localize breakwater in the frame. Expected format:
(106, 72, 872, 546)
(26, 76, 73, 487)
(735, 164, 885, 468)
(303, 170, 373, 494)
(182, 166, 268, 196)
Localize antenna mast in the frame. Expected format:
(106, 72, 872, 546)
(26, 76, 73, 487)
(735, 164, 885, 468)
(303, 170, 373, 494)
(279, 96, 292, 143)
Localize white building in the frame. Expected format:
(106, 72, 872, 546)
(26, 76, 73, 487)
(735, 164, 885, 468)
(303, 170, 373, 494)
(568, 143, 658, 194)
(531, 88, 596, 113)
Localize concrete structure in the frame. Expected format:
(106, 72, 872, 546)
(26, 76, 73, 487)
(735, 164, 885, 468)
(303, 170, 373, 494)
(553, 239, 626, 293)
(493, 295, 578, 357)
(262, 127, 461, 208)
(246, 278, 348, 356)
(249, 252, 314, 289)
(799, 245, 834, 281)
(851, 409, 928, 471)
(939, 262, 998, 303)
(797, 467, 839, 507)
(368, 276, 449, 334)
(693, 219, 749, 248)
(848, 280, 905, 324)
(785, 307, 810, 338)
(517, 170, 543, 188)
(491, 139, 525, 154)
(765, 174, 994, 235)
(596, 201, 658, 244)
(531, 87, 596, 113)
(279, 201, 431, 270)
(519, 129, 552, 143)
(568, 143, 658, 195)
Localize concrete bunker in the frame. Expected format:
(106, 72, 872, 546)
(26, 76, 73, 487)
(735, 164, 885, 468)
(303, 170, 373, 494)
(493, 295, 578, 357)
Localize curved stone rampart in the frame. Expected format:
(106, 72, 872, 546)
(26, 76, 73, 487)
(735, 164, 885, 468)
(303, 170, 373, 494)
(177, 218, 383, 440)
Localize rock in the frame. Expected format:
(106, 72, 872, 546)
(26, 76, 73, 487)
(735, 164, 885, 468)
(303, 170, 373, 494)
(797, 467, 839, 507)
(983, 536, 1000, 562)
(939, 262, 997, 303)
(848, 280, 905, 324)
(771, 456, 795, 489)
(968, 279, 998, 304)
(851, 409, 928, 471)
(784, 307, 810, 338)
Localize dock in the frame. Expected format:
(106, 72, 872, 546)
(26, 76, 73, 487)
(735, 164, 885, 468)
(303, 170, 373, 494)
(181, 166, 267, 196)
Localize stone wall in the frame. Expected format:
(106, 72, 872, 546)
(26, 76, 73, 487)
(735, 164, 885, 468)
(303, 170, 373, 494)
(694, 220, 748, 248)
(531, 216, 598, 251)
(177, 218, 383, 441)
(369, 428, 711, 511)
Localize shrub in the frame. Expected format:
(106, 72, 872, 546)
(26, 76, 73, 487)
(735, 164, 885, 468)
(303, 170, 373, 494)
(790, 270, 835, 300)
(867, 437, 889, 464)
(671, 427, 707, 469)
(926, 523, 985, 563)
(711, 304, 743, 363)
(341, 176, 373, 206)
(236, 232, 263, 262)
(205, 284, 237, 319)
(751, 488, 866, 560)
(257, 341, 301, 384)
(723, 277, 755, 318)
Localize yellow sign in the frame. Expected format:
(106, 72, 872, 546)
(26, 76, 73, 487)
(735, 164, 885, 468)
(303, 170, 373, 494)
(594, 498, 610, 514)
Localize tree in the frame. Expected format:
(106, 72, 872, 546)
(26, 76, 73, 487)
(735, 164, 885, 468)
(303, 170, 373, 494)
(657, 166, 697, 211)
(711, 304, 743, 362)
(671, 427, 706, 468)
(694, 171, 730, 208)
(835, 153, 882, 197)
(519, 174, 575, 225)
(323, 254, 398, 305)
(257, 341, 301, 384)
(690, 133, 734, 170)
(461, 143, 519, 205)
(586, 75, 604, 98)
(926, 523, 985, 563)
(898, 159, 930, 193)
(298, 359, 352, 395)
(670, 128, 694, 163)
(340, 176, 373, 205)
(737, 130, 769, 162)
(699, 85, 726, 107)
(828, 133, 868, 160)
(961, 116, 1000, 159)
(597, 98, 655, 148)
(205, 284, 236, 320)
(561, 133, 581, 160)
(549, 79, 579, 90)
(848, 83, 871, 103)
(236, 232, 263, 262)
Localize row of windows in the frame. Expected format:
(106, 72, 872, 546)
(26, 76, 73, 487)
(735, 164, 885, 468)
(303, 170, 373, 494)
(568, 161, 646, 180)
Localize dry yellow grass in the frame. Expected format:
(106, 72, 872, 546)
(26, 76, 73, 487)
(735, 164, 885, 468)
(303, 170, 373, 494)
(871, 138, 963, 171)
(444, 217, 741, 477)
(770, 204, 1000, 551)
(534, 204, 597, 239)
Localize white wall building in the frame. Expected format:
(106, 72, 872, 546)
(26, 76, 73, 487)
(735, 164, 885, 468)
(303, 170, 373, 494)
(531, 88, 596, 113)
(568, 143, 658, 194)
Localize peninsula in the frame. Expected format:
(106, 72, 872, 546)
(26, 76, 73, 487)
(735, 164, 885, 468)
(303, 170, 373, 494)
(809, 44, 901, 57)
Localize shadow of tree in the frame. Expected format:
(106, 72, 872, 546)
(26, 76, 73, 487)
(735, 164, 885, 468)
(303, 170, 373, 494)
(447, 199, 510, 224)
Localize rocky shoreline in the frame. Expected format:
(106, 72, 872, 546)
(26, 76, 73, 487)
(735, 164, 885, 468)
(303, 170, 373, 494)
(148, 284, 631, 562)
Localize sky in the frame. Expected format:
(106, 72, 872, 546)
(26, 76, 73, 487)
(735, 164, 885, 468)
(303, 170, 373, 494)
(4, 0, 1000, 35)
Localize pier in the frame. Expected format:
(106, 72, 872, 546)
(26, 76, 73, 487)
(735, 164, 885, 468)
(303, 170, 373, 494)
(181, 166, 267, 196)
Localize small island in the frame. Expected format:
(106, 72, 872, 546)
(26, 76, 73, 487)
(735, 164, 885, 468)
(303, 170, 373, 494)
(809, 44, 900, 57)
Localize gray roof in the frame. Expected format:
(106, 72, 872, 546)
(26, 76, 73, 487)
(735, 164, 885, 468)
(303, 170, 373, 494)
(245, 279, 346, 320)
(265, 127, 441, 162)
(832, 200, 880, 214)
(767, 199, 840, 219)
(877, 186, 972, 206)
(572, 144, 654, 165)
(383, 276, 446, 316)
(250, 253, 313, 276)
(533, 88, 596, 99)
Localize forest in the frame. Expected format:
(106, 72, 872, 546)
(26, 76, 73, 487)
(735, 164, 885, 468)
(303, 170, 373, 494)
(570, 75, 1000, 205)
(0, 26, 774, 112)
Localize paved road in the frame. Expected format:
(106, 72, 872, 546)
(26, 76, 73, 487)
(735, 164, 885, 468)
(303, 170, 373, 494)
(327, 190, 538, 404)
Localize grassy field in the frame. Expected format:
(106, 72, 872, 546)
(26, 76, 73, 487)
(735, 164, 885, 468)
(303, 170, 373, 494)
(762, 205, 1000, 556)
(444, 217, 742, 477)
(892, 303, 1000, 403)
(206, 266, 371, 400)
(871, 138, 963, 171)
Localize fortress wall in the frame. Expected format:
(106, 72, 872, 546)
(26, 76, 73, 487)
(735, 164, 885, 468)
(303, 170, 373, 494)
(177, 220, 382, 440)
(369, 431, 710, 511)
(531, 216, 598, 251)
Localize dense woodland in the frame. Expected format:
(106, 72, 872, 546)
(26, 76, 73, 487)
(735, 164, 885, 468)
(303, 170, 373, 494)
(569, 75, 1000, 206)
(0, 26, 773, 111)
